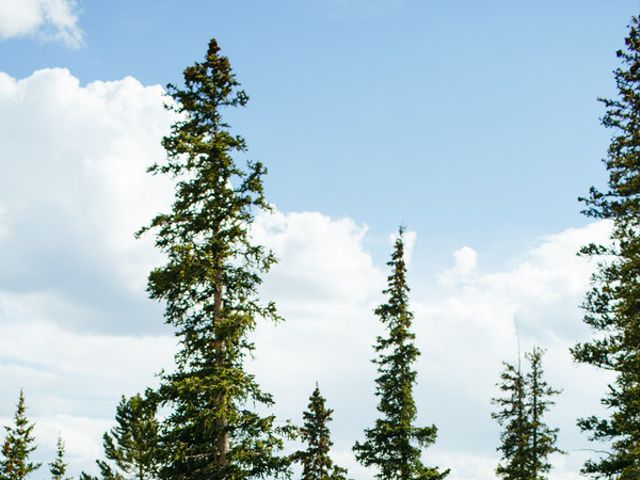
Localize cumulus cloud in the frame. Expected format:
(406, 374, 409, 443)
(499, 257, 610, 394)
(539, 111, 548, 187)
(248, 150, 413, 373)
(453, 245, 477, 273)
(438, 245, 478, 285)
(0, 0, 83, 47)
(254, 210, 383, 307)
(0, 67, 616, 480)
(0, 68, 174, 333)
(0, 321, 175, 477)
(409, 221, 613, 478)
(251, 210, 385, 429)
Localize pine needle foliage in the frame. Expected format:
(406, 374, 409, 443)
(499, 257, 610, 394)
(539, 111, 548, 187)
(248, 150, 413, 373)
(49, 437, 71, 480)
(353, 227, 448, 480)
(491, 348, 561, 480)
(571, 15, 640, 479)
(137, 38, 291, 480)
(79, 474, 100, 480)
(0, 391, 40, 480)
(492, 361, 529, 480)
(525, 348, 562, 480)
(97, 393, 160, 480)
(293, 385, 348, 480)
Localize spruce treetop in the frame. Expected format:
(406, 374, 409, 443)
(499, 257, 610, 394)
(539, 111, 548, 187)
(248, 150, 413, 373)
(353, 227, 448, 480)
(1, 390, 41, 480)
(138, 38, 291, 480)
(49, 437, 70, 480)
(294, 385, 348, 480)
(525, 348, 562, 480)
(492, 361, 529, 480)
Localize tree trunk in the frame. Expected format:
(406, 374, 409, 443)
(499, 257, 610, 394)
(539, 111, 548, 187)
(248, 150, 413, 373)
(213, 267, 228, 468)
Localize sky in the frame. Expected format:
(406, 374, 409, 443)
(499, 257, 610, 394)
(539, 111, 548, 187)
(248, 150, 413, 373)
(0, 1, 637, 479)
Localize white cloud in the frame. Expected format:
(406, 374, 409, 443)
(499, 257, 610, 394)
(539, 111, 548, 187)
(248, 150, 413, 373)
(0, 321, 175, 478)
(409, 221, 613, 479)
(438, 245, 478, 284)
(35, 415, 114, 463)
(254, 210, 383, 306)
(453, 245, 477, 272)
(250, 210, 385, 422)
(0, 68, 174, 333)
(0, 0, 83, 47)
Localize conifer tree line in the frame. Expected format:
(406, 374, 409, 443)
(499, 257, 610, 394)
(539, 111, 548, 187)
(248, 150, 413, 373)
(4, 13, 640, 480)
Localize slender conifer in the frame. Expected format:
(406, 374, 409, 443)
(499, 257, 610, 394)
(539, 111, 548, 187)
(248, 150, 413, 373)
(571, 14, 640, 479)
(525, 348, 561, 480)
(137, 38, 291, 480)
(293, 385, 348, 480)
(0, 391, 40, 480)
(49, 437, 70, 480)
(492, 361, 529, 480)
(353, 228, 448, 480)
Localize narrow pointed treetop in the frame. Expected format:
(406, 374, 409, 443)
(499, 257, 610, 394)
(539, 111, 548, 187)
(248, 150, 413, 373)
(49, 437, 71, 480)
(491, 360, 529, 480)
(293, 385, 348, 480)
(492, 348, 562, 480)
(1, 390, 41, 480)
(571, 15, 640, 479)
(525, 348, 562, 480)
(353, 227, 448, 480)
(137, 38, 291, 480)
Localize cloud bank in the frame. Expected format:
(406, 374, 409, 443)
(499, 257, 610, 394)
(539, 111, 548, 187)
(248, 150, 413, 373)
(0, 0, 83, 46)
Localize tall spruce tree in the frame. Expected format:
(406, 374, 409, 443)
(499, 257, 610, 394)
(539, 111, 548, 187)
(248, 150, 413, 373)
(571, 14, 640, 479)
(491, 349, 561, 480)
(492, 360, 529, 480)
(293, 385, 348, 480)
(96, 393, 160, 480)
(49, 437, 70, 480)
(525, 348, 561, 480)
(137, 38, 291, 480)
(353, 228, 448, 480)
(0, 391, 40, 480)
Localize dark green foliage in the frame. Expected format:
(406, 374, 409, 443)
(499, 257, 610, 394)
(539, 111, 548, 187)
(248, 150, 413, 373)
(353, 228, 448, 480)
(492, 361, 529, 480)
(525, 348, 562, 480)
(94, 463, 124, 480)
(137, 38, 291, 480)
(97, 393, 160, 480)
(492, 348, 561, 480)
(49, 437, 70, 480)
(0, 391, 40, 480)
(571, 14, 640, 480)
(293, 385, 348, 480)
(79, 474, 98, 480)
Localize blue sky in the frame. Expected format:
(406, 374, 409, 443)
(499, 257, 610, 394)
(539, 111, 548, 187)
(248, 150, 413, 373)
(0, 2, 637, 479)
(2, 0, 634, 266)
